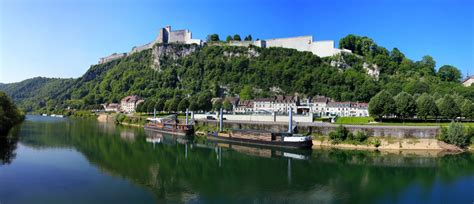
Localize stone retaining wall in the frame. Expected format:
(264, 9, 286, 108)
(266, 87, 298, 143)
(196, 120, 440, 138)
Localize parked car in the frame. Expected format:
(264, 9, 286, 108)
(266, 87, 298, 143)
(206, 116, 216, 120)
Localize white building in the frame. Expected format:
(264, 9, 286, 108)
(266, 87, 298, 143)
(234, 100, 254, 113)
(462, 75, 474, 87)
(223, 35, 351, 58)
(103, 103, 120, 112)
(325, 102, 369, 117)
(120, 95, 144, 113)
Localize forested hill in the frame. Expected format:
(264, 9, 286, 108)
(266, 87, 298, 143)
(0, 77, 74, 112)
(1, 35, 472, 113)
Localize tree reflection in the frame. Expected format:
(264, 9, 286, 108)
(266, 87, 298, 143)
(0, 127, 20, 165)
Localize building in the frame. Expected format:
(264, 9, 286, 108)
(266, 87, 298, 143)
(99, 25, 202, 64)
(103, 103, 120, 112)
(155, 25, 202, 45)
(253, 98, 275, 113)
(234, 100, 254, 113)
(98, 25, 352, 64)
(462, 75, 474, 87)
(308, 96, 330, 116)
(272, 95, 299, 113)
(120, 95, 144, 113)
(325, 102, 369, 117)
(98, 53, 127, 64)
(222, 35, 351, 58)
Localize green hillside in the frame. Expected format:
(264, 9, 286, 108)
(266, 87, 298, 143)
(0, 35, 472, 113)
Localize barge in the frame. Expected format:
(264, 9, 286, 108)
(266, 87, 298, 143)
(207, 129, 313, 149)
(144, 115, 194, 136)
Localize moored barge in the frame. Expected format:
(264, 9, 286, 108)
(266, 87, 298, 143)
(144, 115, 194, 136)
(207, 129, 313, 149)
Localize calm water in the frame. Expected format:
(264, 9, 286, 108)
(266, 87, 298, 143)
(0, 116, 473, 204)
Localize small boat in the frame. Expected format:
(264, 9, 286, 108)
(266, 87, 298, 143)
(144, 115, 194, 136)
(207, 129, 313, 149)
(41, 114, 48, 116)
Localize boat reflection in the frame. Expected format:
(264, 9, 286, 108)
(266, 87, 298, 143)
(144, 130, 311, 160)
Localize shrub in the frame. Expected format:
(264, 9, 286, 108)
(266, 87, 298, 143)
(329, 125, 351, 144)
(439, 122, 470, 148)
(368, 137, 381, 147)
(354, 131, 368, 142)
(114, 114, 126, 124)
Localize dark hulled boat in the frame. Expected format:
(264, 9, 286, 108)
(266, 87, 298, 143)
(144, 115, 194, 136)
(207, 129, 313, 149)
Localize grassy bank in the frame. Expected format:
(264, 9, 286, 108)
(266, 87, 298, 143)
(334, 117, 474, 127)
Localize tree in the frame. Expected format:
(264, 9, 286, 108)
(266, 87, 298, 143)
(374, 54, 398, 75)
(155, 99, 165, 112)
(0, 91, 25, 135)
(368, 90, 395, 120)
(189, 101, 199, 112)
(437, 95, 461, 119)
(394, 92, 416, 121)
(390, 48, 405, 64)
(136, 102, 145, 113)
(164, 99, 179, 113)
(437, 65, 462, 82)
(213, 100, 222, 111)
(178, 98, 189, 112)
(439, 122, 469, 148)
(207, 34, 220, 42)
(417, 55, 436, 76)
(197, 93, 212, 111)
(461, 99, 474, 119)
(147, 100, 156, 113)
(225, 35, 232, 42)
(239, 85, 253, 100)
(222, 99, 233, 111)
(416, 93, 438, 120)
(233, 34, 241, 41)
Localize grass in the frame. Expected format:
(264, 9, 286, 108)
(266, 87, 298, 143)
(334, 117, 474, 127)
(335, 117, 374, 124)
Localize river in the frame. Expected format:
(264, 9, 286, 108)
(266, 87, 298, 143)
(0, 115, 473, 203)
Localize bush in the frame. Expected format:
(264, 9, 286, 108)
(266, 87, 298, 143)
(329, 125, 352, 144)
(439, 122, 470, 148)
(368, 137, 381, 147)
(114, 114, 126, 124)
(354, 131, 368, 142)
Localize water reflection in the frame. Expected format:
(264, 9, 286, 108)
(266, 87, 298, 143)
(0, 127, 20, 165)
(9, 116, 474, 203)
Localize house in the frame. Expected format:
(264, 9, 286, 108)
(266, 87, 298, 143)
(253, 98, 274, 113)
(273, 95, 299, 113)
(462, 75, 474, 87)
(103, 103, 120, 112)
(120, 95, 144, 113)
(234, 100, 254, 113)
(326, 101, 369, 117)
(309, 96, 330, 116)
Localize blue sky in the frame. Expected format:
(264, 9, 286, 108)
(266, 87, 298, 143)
(1, 0, 473, 83)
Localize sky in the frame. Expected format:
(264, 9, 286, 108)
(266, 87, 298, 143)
(0, 0, 473, 83)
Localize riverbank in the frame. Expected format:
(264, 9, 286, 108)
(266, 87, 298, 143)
(312, 137, 462, 152)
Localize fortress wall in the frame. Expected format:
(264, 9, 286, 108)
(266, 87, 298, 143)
(311, 40, 339, 57)
(130, 43, 153, 54)
(265, 36, 313, 52)
(99, 53, 126, 64)
(168, 30, 189, 43)
(186, 39, 202, 45)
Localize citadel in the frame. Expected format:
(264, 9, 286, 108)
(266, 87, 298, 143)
(98, 25, 351, 64)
